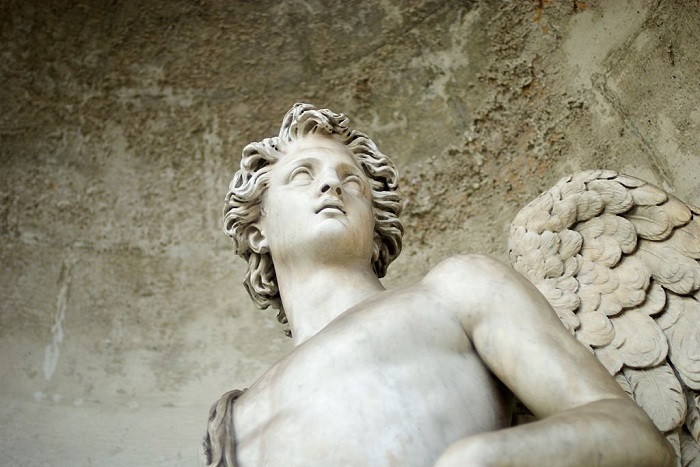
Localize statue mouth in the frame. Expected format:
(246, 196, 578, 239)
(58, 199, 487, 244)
(315, 200, 346, 214)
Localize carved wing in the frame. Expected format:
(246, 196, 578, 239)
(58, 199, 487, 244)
(508, 169, 700, 465)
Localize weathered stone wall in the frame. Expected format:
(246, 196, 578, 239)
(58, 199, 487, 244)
(1, 0, 698, 465)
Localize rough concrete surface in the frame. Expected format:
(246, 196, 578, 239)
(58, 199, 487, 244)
(0, 0, 698, 465)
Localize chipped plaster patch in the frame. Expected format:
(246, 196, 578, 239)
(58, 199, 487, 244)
(409, 9, 479, 102)
(43, 257, 74, 381)
(563, 2, 649, 88)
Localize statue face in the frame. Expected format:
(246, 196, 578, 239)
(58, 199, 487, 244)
(258, 134, 376, 267)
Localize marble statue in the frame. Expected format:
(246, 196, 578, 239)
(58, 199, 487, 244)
(204, 103, 699, 466)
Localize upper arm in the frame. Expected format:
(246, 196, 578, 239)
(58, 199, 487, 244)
(426, 254, 629, 419)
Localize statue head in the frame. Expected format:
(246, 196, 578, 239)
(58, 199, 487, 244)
(223, 103, 404, 326)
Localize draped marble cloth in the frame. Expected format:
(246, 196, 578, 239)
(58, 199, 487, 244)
(203, 389, 245, 467)
(509, 170, 700, 466)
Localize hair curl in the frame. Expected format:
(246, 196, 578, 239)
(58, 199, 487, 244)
(223, 103, 404, 327)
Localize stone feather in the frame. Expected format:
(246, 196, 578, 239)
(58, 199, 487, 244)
(509, 169, 700, 463)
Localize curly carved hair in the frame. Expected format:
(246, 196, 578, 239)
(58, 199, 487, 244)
(223, 103, 404, 326)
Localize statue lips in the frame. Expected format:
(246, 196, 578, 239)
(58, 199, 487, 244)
(315, 198, 346, 215)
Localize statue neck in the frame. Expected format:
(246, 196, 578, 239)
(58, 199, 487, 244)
(274, 262, 385, 345)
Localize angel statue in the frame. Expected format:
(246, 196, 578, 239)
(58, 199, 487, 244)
(204, 103, 697, 466)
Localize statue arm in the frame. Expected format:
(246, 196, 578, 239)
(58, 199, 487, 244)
(428, 254, 675, 467)
(435, 398, 672, 467)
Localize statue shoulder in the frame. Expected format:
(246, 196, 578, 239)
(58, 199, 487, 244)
(422, 254, 517, 308)
(423, 254, 514, 289)
(421, 254, 543, 332)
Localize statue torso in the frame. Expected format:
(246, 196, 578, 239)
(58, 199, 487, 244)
(233, 281, 512, 466)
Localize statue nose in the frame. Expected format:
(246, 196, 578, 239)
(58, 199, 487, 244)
(319, 171, 342, 195)
(321, 182, 342, 196)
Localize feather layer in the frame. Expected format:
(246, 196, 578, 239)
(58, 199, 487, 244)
(623, 365, 686, 432)
(508, 170, 700, 465)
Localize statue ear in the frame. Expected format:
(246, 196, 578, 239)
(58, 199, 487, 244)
(248, 225, 269, 254)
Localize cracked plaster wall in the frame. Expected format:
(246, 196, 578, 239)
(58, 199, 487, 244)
(1, 0, 698, 465)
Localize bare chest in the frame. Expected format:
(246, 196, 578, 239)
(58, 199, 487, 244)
(234, 290, 511, 466)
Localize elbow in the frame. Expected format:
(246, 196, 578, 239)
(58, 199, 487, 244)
(630, 403, 677, 467)
(622, 400, 677, 467)
(654, 433, 677, 467)
(585, 398, 677, 467)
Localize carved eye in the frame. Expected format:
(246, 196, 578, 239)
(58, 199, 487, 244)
(289, 167, 312, 184)
(343, 175, 364, 193)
